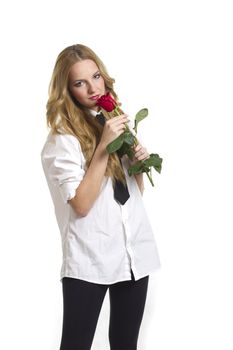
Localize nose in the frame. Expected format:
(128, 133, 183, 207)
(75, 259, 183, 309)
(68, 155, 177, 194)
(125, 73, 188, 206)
(87, 82, 96, 94)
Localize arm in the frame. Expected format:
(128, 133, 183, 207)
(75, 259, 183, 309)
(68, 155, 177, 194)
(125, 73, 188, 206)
(68, 142, 109, 216)
(134, 173, 145, 195)
(69, 114, 130, 216)
(126, 120, 146, 195)
(129, 141, 150, 196)
(128, 157, 145, 195)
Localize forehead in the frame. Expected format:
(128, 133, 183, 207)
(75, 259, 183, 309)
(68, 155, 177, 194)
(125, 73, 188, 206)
(69, 59, 99, 80)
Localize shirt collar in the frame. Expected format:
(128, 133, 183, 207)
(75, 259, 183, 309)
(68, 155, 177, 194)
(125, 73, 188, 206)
(88, 109, 99, 117)
(84, 107, 101, 118)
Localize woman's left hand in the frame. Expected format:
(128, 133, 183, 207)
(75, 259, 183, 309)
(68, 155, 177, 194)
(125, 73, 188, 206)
(130, 142, 150, 165)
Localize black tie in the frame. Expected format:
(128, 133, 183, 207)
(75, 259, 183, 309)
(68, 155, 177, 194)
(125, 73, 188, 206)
(95, 112, 130, 205)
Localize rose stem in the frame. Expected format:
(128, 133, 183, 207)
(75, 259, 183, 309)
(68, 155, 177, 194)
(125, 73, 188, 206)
(114, 105, 154, 186)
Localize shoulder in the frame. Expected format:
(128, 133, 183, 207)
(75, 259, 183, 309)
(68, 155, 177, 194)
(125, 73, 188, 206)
(41, 131, 82, 160)
(49, 131, 81, 147)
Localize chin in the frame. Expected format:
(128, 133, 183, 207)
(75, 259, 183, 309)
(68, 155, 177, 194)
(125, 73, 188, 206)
(89, 104, 98, 111)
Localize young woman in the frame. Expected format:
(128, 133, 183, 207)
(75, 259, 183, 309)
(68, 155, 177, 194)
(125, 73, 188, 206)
(41, 43, 161, 350)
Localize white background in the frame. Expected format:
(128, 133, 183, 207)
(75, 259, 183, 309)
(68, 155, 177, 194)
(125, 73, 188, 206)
(0, 0, 232, 349)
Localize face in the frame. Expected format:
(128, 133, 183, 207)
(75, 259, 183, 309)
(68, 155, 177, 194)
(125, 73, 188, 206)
(68, 59, 106, 111)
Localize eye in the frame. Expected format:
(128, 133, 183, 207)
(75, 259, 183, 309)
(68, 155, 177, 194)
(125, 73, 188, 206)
(73, 73, 101, 88)
(74, 81, 83, 87)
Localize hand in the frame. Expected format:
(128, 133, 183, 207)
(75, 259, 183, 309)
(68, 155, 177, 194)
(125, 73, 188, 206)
(130, 143, 150, 165)
(100, 114, 130, 148)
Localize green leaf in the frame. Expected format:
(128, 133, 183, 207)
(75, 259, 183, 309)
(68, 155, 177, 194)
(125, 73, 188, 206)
(116, 142, 128, 158)
(133, 108, 148, 133)
(122, 131, 135, 146)
(144, 153, 163, 173)
(127, 161, 145, 176)
(106, 131, 136, 155)
(125, 146, 135, 160)
(116, 142, 132, 158)
(127, 153, 163, 177)
(106, 134, 124, 153)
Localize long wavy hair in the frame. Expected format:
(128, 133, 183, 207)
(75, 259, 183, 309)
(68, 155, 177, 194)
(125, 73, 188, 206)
(46, 44, 127, 186)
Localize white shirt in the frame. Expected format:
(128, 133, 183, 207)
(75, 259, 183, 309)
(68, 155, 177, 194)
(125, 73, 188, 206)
(41, 109, 161, 284)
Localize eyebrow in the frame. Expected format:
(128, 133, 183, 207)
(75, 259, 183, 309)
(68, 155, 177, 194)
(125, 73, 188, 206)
(72, 70, 100, 84)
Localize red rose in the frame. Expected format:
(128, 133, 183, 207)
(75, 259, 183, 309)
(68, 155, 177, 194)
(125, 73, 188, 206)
(96, 92, 117, 112)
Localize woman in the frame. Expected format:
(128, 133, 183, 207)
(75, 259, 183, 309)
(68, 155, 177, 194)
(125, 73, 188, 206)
(41, 44, 161, 350)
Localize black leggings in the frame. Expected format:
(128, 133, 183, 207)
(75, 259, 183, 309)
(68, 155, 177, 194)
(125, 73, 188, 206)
(59, 269, 149, 350)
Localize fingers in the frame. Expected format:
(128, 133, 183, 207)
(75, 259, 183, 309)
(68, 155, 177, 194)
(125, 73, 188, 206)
(105, 115, 150, 160)
(117, 115, 130, 126)
(106, 114, 129, 133)
(133, 143, 150, 161)
(103, 114, 130, 142)
(108, 114, 129, 125)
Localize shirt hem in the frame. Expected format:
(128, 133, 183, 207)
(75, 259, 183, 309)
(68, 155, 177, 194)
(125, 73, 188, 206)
(60, 274, 133, 285)
(59, 265, 161, 285)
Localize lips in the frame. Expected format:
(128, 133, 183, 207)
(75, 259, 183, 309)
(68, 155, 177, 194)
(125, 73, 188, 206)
(89, 95, 100, 100)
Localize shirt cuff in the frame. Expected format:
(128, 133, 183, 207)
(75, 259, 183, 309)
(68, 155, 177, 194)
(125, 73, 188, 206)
(59, 181, 78, 203)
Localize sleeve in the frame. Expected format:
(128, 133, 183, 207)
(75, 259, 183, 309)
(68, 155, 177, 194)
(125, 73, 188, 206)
(41, 134, 85, 204)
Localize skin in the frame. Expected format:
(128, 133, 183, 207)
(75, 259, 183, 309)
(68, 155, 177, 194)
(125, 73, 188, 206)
(68, 59, 106, 112)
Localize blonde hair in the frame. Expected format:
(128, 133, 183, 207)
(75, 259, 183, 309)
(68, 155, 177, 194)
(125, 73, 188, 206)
(46, 44, 127, 186)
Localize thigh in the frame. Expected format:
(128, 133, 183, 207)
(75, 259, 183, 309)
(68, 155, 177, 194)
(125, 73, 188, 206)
(108, 270, 149, 350)
(59, 277, 108, 350)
